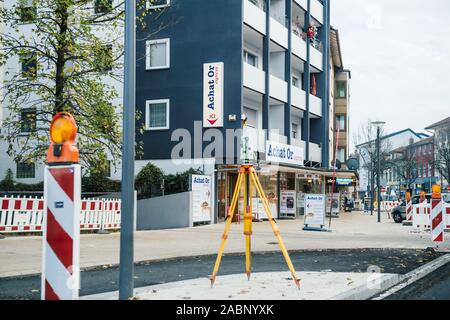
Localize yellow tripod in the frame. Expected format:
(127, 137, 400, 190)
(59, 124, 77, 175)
(210, 165, 301, 289)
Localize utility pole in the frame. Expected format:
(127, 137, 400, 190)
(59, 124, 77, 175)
(119, 0, 136, 300)
(376, 125, 381, 223)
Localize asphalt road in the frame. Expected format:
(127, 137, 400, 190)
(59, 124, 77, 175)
(385, 260, 450, 300)
(0, 248, 443, 300)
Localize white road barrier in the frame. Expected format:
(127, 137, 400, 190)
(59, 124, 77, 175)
(0, 196, 121, 234)
(412, 201, 450, 230)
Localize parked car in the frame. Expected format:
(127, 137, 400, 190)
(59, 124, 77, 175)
(391, 193, 450, 223)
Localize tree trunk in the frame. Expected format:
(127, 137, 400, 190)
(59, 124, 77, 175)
(54, 1, 69, 113)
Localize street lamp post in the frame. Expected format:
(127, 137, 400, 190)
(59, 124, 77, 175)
(371, 121, 386, 223)
(119, 0, 136, 300)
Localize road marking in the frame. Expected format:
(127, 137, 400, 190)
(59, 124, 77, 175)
(371, 253, 450, 300)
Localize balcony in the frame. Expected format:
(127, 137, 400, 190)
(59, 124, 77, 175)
(310, 43, 323, 71)
(310, 94, 322, 117)
(310, 0, 324, 25)
(309, 142, 322, 163)
(244, 0, 266, 35)
(269, 75, 288, 103)
(243, 62, 265, 94)
(270, 17, 288, 49)
(291, 85, 306, 110)
(291, 29, 307, 61)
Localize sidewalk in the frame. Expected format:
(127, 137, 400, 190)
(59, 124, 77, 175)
(82, 271, 399, 300)
(1, 211, 448, 278)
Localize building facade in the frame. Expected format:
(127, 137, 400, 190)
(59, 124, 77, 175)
(0, 0, 123, 184)
(138, 0, 356, 221)
(356, 129, 427, 199)
(426, 117, 450, 190)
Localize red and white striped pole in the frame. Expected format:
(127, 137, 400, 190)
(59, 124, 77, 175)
(404, 191, 412, 225)
(430, 185, 444, 244)
(42, 113, 81, 300)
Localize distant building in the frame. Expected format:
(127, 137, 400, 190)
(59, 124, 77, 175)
(425, 116, 450, 190)
(355, 128, 428, 199)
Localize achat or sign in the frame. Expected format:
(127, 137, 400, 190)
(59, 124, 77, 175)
(304, 194, 326, 226)
(203, 62, 224, 127)
(266, 141, 304, 166)
(191, 175, 212, 223)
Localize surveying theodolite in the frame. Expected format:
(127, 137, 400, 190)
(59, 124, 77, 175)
(209, 114, 301, 289)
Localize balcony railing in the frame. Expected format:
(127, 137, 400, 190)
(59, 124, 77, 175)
(292, 25, 323, 53)
(248, 0, 265, 11)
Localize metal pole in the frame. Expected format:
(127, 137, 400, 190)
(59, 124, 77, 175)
(377, 126, 381, 223)
(119, 0, 136, 300)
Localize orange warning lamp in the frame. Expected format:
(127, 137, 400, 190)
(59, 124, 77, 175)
(419, 191, 426, 202)
(406, 192, 411, 201)
(47, 112, 79, 164)
(432, 184, 441, 199)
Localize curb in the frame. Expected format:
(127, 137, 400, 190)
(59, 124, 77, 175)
(331, 274, 400, 300)
(371, 254, 450, 300)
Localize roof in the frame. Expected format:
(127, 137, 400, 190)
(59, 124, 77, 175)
(330, 27, 343, 69)
(355, 128, 426, 148)
(407, 136, 434, 148)
(425, 117, 450, 130)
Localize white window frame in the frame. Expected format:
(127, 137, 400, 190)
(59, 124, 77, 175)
(145, 99, 170, 131)
(243, 48, 260, 69)
(146, 38, 170, 70)
(147, 0, 171, 10)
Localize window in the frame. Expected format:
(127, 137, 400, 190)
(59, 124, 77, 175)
(16, 162, 35, 179)
(147, 0, 170, 10)
(146, 39, 170, 70)
(292, 76, 300, 88)
(94, 45, 113, 72)
(243, 107, 257, 128)
(17, 0, 37, 23)
(20, 52, 37, 79)
(291, 123, 299, 139)
(145, 99, 169, 130)
(243, 50, 258, 68)
(95, 0, 113, 14)
(335, 81, 347, 98)
(20, 109, 36, 133)
(335, 115, 345, 131)
(337, 147, 345, 163)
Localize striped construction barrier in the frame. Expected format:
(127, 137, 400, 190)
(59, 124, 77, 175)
(0, 197, 44, 232)
(80, 199, 103, 230)
(380, 201, 401, 212)
(42, 165, 81, 300)
(431, 198, 444, 243)
(101, 199, 121, 230)
(0, 196, 121, 234)
(412, 201, 450, 231)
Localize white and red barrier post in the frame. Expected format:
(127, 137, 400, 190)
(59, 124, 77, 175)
(430, 185, 444, 244)
(403, 191, 413, 226)
(42, 113, 81, 300)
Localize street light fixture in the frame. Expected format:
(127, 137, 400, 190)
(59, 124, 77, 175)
(371, 121, 386, 223)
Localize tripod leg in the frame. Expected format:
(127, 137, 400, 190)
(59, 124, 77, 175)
(250, 170, 301, 289)
(244, 170, 253, 280)
(210, 171, 244, 287)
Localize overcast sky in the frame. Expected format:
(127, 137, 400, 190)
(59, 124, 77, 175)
(331, 0, 450, 148)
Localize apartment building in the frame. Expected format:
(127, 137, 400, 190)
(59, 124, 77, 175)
(426, 116, 450, 190)
(330, 27, 350, 167)
(138, 0, 357, 221)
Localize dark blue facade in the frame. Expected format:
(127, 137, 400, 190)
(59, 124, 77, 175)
(137, 0, 331, 168)
(136, 0, 243, 161)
